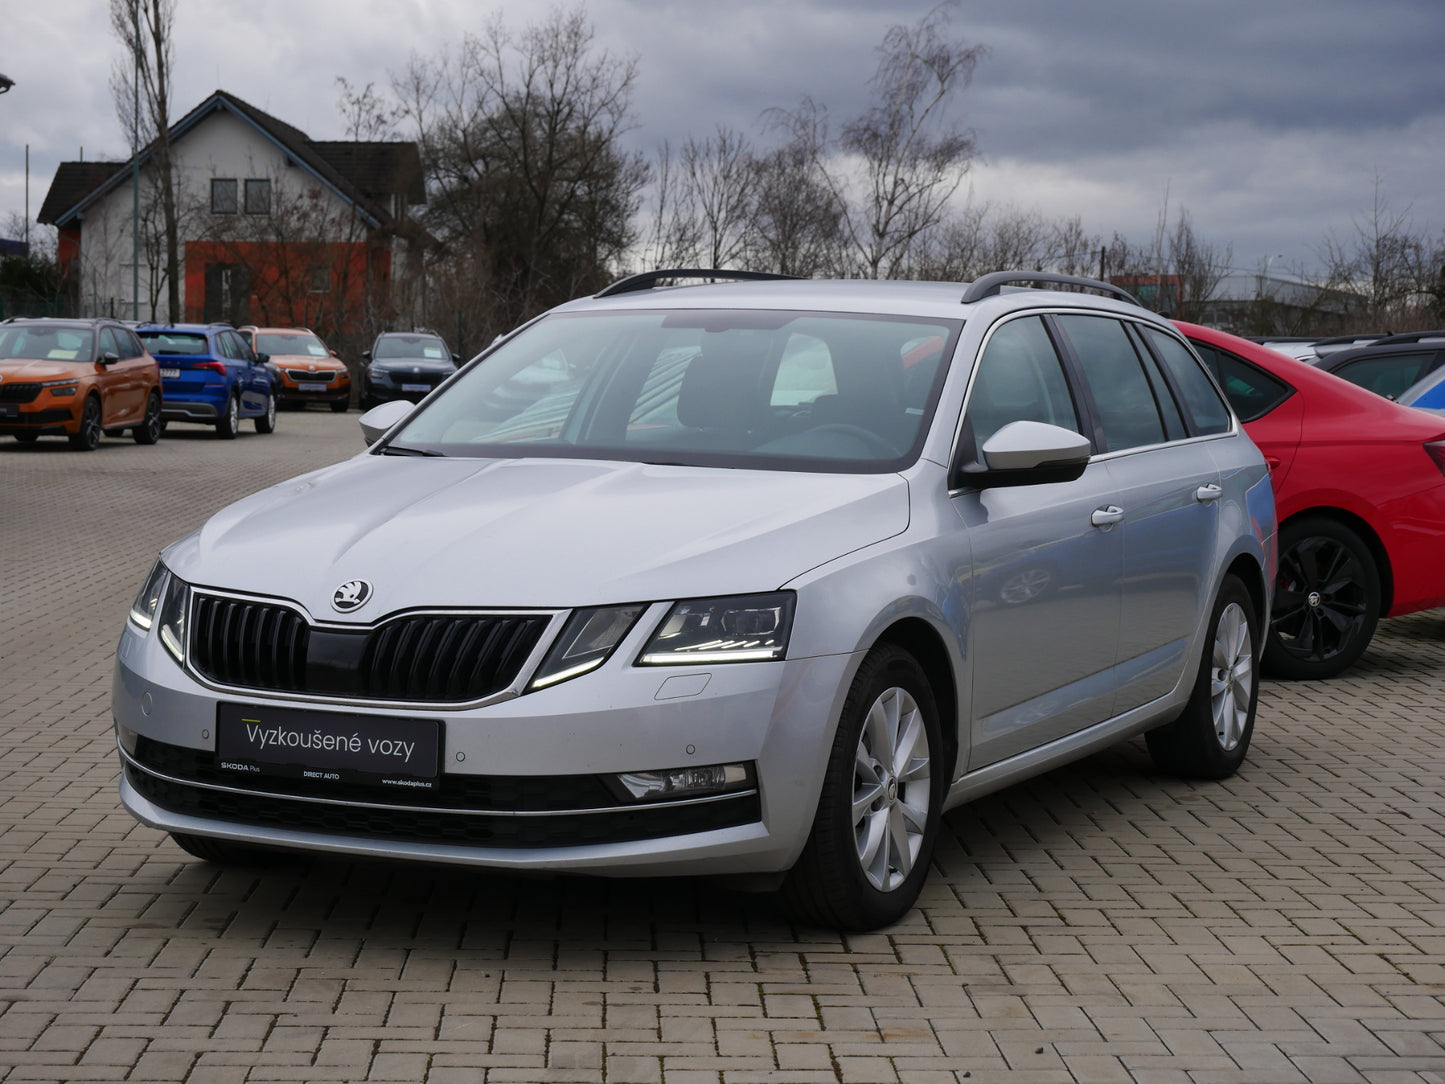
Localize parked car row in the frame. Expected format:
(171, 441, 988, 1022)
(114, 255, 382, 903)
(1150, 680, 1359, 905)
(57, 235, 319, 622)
(1, 316, 463, 448)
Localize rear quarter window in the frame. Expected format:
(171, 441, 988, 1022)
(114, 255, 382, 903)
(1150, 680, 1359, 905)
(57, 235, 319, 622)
(1189, 341, 1293, 422)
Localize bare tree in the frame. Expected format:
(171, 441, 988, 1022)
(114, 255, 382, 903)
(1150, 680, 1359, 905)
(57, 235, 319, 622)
(1168, 210, 1232, 322)
(110, 0, 180, 320)
(1315, 178, 1437, 328)
(779, 3, 986, 278)
(396, 6, 648, 334)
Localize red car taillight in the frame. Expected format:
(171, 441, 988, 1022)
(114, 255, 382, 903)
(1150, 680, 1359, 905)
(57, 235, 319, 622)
(1426, 440, 1445, 478)
(195, 361, 227, 374)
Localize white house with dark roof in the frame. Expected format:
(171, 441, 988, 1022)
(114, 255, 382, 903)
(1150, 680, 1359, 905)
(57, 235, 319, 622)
(39, 89, 426, 331)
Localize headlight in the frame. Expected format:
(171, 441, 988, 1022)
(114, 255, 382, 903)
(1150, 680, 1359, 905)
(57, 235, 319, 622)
(128, 559, 169, 630)
(156, 573, 192, 665)
(638, 593, 794, 665)
(368, 365, 387, 380)
(528, 604, 646, 690)
(42, 378, 79, 397)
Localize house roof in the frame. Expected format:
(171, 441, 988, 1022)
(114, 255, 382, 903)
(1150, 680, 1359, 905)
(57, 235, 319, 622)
(38, 89, 425, 229)
(38, 162, 127, 227)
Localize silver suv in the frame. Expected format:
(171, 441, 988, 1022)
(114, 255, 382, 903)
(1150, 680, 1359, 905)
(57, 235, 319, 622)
(114, 270, 1276, 929)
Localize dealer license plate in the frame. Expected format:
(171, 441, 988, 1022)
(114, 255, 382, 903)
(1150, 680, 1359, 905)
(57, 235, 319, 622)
(160, 367, 181, 379)
(298, 382, 328, 392)
(216, 703, 441, 789)
(401, 383, 430, 393)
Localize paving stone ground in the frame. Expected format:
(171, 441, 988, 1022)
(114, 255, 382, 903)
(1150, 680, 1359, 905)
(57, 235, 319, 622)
(1, 410, 1443, 1084)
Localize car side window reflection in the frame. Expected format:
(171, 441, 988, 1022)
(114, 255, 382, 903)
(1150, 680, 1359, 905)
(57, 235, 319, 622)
(1143, 328, 1231, 435)
(963, 316, 1080, 460)
(1054, 315, 1166, 453)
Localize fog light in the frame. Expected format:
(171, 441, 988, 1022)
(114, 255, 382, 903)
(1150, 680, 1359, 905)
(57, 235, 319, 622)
(613, 762, 750, 801)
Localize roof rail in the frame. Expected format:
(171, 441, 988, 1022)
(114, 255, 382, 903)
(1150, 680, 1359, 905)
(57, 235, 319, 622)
(1369, 330, 1445, 346)
(961, 271, 1144, 307)
(595, 268, 801, 298)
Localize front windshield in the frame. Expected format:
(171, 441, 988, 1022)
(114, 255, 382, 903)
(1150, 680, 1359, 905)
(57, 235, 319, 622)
(0, 326, 94, 361)
(388, 308, 960, 473)
(374, 335, 449, 361)
(256, 332, 327, 357)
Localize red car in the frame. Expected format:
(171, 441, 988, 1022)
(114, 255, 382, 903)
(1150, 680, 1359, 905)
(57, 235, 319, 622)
(1177, 322, 1445, 678)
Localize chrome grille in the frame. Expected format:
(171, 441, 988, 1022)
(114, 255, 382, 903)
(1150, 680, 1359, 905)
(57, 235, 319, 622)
(189, 595, 549, 703)
(284, 369, 335, 383)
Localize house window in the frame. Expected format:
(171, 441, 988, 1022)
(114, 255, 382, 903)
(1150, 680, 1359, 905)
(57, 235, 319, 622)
(244, 179, 271, 215)
(309, 266, 330, 294)
(211, 178, 238, 214)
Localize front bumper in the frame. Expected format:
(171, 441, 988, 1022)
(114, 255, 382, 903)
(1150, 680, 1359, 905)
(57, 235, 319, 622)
(112, 615, 852, 877)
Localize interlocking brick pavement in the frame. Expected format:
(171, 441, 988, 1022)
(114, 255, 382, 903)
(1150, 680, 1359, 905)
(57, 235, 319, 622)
(1, 411, 1443, 1083)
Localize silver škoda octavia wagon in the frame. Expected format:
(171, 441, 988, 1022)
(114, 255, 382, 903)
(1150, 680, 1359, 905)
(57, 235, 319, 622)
(114, 271, 1276, 929)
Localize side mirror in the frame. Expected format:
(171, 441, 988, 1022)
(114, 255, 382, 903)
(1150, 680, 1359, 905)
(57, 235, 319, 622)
(452, 352, 461, 366)
(100, 352, 120, 367)
(359, 399, 414, 446)
(362, 349, 372, 360)
(255, 352, 270, 365)
(951, 420, 1092, 489)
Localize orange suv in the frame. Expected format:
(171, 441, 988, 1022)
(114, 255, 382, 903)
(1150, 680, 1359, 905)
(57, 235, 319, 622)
(0, 317, 163, 450)
(240, 326, 351, 412)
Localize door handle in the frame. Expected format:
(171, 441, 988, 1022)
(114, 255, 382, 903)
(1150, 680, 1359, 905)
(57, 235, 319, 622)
(1091, 506, 1124, 528)
(1195, 483, 1223, 502)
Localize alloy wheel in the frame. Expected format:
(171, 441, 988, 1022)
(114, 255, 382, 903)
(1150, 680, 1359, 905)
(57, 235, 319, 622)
(1211, 601, 1253, 750)
(1272, 535, 1369, 664)
(852, 685, 932, 892)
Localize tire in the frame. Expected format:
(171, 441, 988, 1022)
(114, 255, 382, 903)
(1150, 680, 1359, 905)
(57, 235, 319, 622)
(1146, 574, 1259, 779)
(169, 832, 274, 865)
(215, 394, 239, 440)
(133, 392, 162, 444)
(781, 644, 944, 930)
(255, 393, 277, 434)
(1264, 517, 1381, 680)
(330, 399, 349, 413)
(14, 432, 39, 444)
(68, 396, 103, 451)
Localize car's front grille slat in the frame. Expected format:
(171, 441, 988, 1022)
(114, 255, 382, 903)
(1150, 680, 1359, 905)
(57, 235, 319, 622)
(190, 595, 547, 704)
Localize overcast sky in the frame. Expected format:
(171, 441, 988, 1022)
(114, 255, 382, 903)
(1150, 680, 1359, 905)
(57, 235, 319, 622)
(3, 0, 1443, 274)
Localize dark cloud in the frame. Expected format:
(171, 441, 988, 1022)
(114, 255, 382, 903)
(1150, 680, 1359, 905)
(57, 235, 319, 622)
(3, 0, 1442, 271)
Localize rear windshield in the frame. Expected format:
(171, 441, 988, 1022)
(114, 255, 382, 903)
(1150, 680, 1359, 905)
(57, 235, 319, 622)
(387, 308, 961, 473)
(0, 326, 94, 361)
(138, 332, 210, 356)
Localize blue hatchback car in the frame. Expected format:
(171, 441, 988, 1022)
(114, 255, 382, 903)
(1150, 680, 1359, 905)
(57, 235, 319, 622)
(135, 323, 276, 439)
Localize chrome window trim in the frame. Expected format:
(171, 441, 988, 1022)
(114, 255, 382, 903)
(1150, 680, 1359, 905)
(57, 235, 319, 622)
(946, 308, 1239, 477)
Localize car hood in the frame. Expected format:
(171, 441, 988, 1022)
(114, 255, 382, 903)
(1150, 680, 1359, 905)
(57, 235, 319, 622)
(164, 456, 911, 616)
(0, 359, 92, 381)
(370, 358, 454, 372)
(270, 352, 346, 371)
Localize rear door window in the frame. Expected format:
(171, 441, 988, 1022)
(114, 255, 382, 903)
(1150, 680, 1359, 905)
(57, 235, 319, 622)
(1053, 314, 1166, 453)
(1141, 328, 1232, 435)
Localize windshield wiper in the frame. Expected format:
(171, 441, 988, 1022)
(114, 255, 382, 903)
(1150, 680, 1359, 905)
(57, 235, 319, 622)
(380, 444, 445, 457)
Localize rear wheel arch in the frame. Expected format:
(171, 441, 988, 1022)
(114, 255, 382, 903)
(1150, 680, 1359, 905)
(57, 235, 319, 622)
(1278, 507, 1392, 615)
(1225, 553, 1269, 630)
